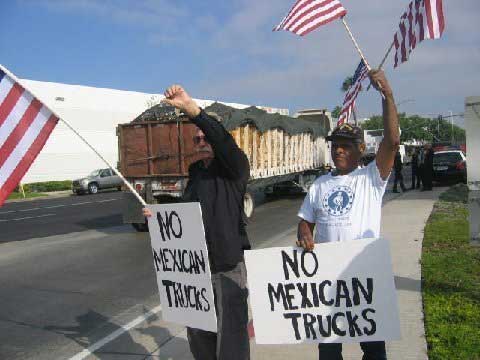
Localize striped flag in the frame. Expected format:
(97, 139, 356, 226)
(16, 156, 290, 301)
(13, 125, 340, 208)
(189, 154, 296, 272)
(0, 67, 59, 206)
(393, 0, 445, 68)
(337, 60, 369, 126)
(274, 0, 347, 36)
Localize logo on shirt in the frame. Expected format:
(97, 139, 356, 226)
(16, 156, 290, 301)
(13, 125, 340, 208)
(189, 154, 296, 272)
(322, 185, 354, 216)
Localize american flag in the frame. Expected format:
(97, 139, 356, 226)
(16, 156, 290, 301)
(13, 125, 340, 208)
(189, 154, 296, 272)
(393, 0, 445, 68)
(337, 60, 369, 125)
(274, 0, 347, 36)
(0, 66, 59, 206)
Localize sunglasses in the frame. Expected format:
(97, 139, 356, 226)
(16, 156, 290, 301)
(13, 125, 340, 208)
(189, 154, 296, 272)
(193, 135, 209, 145)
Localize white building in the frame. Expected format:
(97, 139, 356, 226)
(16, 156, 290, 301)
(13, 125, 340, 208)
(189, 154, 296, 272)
(19, 79, 288, 183)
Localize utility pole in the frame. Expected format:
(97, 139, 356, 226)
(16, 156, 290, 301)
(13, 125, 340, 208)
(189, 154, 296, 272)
(437, 115, 442, 141)
(449, 110, 454, 144)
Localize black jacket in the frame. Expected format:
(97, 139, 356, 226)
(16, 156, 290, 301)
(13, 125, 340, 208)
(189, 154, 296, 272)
(394, 152, 403, 173)
(183, 110, 251, 273)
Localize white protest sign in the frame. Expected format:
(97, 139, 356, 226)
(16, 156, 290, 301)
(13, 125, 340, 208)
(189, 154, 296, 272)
(147, 202, 217, 332)
(245, 238, 400, 344)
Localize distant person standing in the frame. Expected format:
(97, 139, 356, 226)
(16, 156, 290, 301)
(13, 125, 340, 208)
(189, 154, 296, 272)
(422, 146, 434, 191)
(418, 147, 425, 189)
(392, 151, 407, 193)
(410, 149, 421, 189)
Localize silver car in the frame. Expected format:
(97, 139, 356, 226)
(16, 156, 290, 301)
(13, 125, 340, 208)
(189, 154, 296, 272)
(72, 168, 123, 195)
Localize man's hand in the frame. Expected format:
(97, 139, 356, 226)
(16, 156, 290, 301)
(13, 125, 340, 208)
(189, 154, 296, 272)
(369, 70, 393, 98)
(369, 70, 400, 180)
(297, 220, 315, 251)
(163, 85, 201, 118)
(142, 208, 153, 218)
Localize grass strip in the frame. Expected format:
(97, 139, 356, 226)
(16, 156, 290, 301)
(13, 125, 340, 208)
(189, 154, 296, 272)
(422, 184, 480, 359)
(7, 192, 47, 200)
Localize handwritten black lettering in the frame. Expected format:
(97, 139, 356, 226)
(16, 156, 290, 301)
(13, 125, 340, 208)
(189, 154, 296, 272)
(283, 313, 302, 340)
(362, 308, 377, 335)
(300, 251, 319, 277)
(352, 277, 373, 305)
(281, 250, 300, 280)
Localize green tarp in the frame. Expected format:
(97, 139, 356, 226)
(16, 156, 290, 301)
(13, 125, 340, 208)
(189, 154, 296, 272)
(133, 102, 327, 138)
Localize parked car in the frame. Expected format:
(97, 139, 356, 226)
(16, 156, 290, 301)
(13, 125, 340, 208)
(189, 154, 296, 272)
(264, 170, 322, 197)
(433, 150, 467, 184)
(72, 168, 123, 195)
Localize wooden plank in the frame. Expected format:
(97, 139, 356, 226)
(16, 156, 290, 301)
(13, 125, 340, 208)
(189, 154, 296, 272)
(252, 128, 257, 177)
(244, 125, 250, 163)
(267, 130, 272, 176)
(260, 132, 265, 176)
(272, 129, 277, 171)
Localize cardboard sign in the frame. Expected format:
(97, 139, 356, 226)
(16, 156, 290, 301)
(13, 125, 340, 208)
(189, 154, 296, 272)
(245, 238, 400, 344)
(147, 203, 217, 332)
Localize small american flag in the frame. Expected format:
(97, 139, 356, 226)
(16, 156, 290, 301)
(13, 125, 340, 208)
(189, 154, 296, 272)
(274, 0, 347, 36)
(393, 0, 445, 68)
(0, 66, 59, 206)
(337, 60, 369, 125)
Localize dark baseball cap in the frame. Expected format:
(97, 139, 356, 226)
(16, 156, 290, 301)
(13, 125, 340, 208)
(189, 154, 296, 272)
(326, 123, 364, 142)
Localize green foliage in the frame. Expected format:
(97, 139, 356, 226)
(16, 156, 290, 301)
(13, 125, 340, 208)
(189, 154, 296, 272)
(20, 180, 72, 193)
(331, 105, 342, 119)
(422, 185, 480, 359)
(361, 113, 466, 144)
(341, 76, 353, 92)
(8, 192, 47, 200)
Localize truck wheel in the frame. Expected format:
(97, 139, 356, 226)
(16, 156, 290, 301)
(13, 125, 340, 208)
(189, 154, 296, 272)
(132, 222, 149, 232)
(88, 183, 99, 194)
(244, 192, 255, 219)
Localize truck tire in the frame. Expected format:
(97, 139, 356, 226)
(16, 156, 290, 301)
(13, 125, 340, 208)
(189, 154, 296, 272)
(243, 191, 255, 219)
(88, 182, 99, 194)
(132, 222, 149, 232)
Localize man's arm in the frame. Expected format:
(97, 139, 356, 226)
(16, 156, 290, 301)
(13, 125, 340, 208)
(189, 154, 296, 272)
(297, 219, 315, 251)
(369, 70, 400, 180)
(163, 84, 249, 180)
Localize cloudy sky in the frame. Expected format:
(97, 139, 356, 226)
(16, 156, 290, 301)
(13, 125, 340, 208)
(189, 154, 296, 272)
(1, 0, 478, 125)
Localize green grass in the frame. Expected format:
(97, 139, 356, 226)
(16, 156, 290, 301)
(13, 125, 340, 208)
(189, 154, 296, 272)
(7, 192, 47, 200)
(422, 184, 480, 359)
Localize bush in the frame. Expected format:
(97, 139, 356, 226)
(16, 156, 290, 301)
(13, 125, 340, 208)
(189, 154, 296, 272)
(21, 180, 72, 193)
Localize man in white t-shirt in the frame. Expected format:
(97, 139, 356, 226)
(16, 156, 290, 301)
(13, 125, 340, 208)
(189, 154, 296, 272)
(297, 70, 399, 360)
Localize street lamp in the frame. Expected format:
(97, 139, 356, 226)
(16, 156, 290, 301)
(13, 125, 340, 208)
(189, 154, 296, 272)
(396, 99, 415, 108)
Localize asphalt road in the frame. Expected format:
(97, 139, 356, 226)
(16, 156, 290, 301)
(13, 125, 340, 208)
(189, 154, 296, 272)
(0, 170, 412, 359)
(0, 190, 312, 360)
(0, 191, 125, 243)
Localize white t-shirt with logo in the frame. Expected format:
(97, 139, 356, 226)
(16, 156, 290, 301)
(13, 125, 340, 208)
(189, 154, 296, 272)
(298, 161, 389, 243)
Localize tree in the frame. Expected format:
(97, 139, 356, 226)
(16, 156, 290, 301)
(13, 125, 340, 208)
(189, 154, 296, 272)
(361, 113, 466, 144)
(341, 76, 353, 92)
(331, 105, 342, 119)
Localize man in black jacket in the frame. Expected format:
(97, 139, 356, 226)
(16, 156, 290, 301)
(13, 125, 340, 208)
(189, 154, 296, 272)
(392, 151, 407, 193)
(144, 85, 251, 360)
(410, 148, 421, 190)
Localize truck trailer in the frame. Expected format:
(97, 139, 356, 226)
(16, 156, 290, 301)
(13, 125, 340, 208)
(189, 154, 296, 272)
(117, 103, 330, 231)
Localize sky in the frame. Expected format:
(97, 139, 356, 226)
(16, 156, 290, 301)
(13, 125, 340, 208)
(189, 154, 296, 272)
(1, 0, 479, 126)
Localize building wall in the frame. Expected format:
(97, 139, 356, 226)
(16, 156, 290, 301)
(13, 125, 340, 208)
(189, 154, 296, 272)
(465, 96, 480, 189)
(20, 79, 287, 183)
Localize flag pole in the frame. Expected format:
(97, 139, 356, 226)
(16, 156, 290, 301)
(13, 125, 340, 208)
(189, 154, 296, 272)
(377, 40, 396, 70)
(0, 64, 147, 207)
(340, 17, 385, 99)
(58, 118, 147, 206)
(366, 40, 395, 91)
(341, 17, 371, 70)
